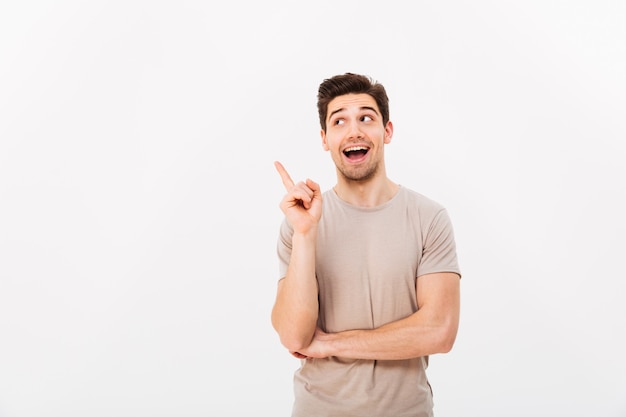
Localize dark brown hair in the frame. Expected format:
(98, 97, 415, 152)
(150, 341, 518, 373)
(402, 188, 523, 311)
(317, 73, 390, 132)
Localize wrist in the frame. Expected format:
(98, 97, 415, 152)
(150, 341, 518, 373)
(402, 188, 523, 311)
(292, 226, 318, 241)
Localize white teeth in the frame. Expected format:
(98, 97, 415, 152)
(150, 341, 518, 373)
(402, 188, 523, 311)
(344, 146, 368, 152)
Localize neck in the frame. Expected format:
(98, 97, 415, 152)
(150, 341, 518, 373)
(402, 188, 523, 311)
(333, 177, 399, 207)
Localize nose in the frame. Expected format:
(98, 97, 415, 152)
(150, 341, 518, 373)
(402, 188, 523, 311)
(346, 120, 363, 139)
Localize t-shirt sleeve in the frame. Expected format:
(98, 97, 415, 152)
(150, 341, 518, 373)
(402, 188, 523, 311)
(276, 217, 293, 279)
(418, 208, 461, 278)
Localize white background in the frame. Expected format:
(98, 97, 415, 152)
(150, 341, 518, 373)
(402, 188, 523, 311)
(1, 1, 625, 416)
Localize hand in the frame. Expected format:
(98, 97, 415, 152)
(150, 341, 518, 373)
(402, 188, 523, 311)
(275, 161, 322, 234)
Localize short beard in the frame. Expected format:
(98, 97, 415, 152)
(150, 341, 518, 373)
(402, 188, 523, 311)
(338, 163, 378, 182)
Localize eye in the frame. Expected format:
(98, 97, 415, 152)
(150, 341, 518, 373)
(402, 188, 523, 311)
(334, 119, 345, 126)
(361, 115, 373, 122)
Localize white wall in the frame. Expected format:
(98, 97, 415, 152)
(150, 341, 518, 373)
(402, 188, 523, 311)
(1, 1, 625, 416)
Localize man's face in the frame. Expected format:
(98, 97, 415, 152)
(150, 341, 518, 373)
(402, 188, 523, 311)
(321, 93, 393, 182)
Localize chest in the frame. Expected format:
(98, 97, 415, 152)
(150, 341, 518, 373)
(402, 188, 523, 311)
(314, 208, 423, 329)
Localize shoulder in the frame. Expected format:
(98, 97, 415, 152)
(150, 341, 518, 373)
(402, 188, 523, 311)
(397, 187, 457, 236)
(399, 186, 446, 214)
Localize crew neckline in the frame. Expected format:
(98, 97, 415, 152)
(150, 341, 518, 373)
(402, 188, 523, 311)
(328, 185, 404, 212)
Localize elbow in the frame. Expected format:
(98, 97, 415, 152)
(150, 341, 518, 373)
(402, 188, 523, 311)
(280, 335, 312, 353)
(271, 307, 316, 352)
(272, 318, 313, 353)
(276, 324, 315, 353)
(434, 324, 458, 354)
(437, 336, 456, 354)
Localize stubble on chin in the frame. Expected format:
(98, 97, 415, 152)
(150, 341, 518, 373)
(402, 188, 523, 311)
(338, 163, 378, 182)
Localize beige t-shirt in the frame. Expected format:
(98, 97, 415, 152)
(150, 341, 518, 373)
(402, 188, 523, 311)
(277, 186, 461, 417)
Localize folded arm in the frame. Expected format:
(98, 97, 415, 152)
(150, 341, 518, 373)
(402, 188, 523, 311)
(295, 271, 461, 360)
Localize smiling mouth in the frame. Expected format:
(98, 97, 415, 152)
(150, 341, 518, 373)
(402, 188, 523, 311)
(343, 146, 370, 160)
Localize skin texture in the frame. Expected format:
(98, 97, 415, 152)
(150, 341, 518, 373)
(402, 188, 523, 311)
(272, 93, 461, 360)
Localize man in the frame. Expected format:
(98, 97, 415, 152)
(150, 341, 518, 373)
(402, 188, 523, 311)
(272, 72, 461, 417)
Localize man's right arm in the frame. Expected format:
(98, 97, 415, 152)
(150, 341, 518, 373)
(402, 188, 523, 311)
(271, 161, 323, 353)
(271, 228, 319, 352)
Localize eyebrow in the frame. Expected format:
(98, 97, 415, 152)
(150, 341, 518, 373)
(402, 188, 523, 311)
(328, 106, 379, 120)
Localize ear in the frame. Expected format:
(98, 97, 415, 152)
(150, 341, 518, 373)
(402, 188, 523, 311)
(384, 121, 394, 144)
(321, 129, 329, 151)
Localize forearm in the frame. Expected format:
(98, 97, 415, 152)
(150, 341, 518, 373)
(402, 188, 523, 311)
(271, 229, 319, 351)
(325, 312, 458, 360)
(311, 272, 461, 360)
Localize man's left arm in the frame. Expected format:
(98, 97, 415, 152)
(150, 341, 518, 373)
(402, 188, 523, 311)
(295, 271, 460, 360)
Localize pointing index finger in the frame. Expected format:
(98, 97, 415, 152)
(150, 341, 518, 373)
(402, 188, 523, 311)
(274, 161, 295, 190)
